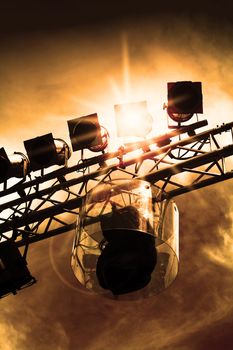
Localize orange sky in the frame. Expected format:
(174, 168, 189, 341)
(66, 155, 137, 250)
(1, 10, 233, 350)
(0, 15, 232, 151)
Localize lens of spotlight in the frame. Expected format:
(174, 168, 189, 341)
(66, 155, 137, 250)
(73, 120, 98, 148)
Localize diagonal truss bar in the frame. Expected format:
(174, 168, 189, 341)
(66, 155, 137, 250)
(1, 121, 232, 213)
(1, 120, 233, 247)
(16, 222, 76, 247)
(0, 196, 83, 234)
(1, 144, 233, 237)
(0, 120, 209, 198)
(162, 172, 233, 199)
(140, 145, 233, 184)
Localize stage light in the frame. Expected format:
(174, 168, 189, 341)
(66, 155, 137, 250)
(54, 138, 72, 166)
(0, 148, 29, 183)
(0, 148, 11, 182)
(114, 101, 153, 138)
(96, 214, 157, 295)
(24, 133, 70, 171)
(71, 180, 179, 299)
(67, 113, 103, 152)
(0, 240, 36, 298)
(167, 81, 203, 123)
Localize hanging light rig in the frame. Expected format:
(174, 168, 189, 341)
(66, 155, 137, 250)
(0, 93, 205, 299)
(0, 133, 71, 189)
(1, 81, 233, 299)
(71, 179, 179, 300)
(0, 134, 71, 298)
(0, 114, 107, 298)
(70, 102, 178, 299)
(69, 102, 168, 300)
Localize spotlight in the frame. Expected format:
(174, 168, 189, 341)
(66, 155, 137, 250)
(0, 148, 11, 182)
(114, 101, 153, 138)
(0, 240, 36, 298)
(167, 81, 203, 123)
(67, 113, 103, 152)
(97, 207, 157, 295)
(24, 133, 70, 171)
(0, 148, 29, 183)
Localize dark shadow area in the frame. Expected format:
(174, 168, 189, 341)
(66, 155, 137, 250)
(96, 205, 156, 295)
(0, 1, 232, 35)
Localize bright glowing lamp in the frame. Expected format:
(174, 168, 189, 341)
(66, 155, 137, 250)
(167, 81, 203, 123)
(114, 101, 153, 138)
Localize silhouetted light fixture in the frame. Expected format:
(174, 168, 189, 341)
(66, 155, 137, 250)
(67, 113, 103, 151)
(71, 180, 179, 299)
(95, 202, 156, 296)
(24, 133, 70, 171)
(97, 216, 157, 295)
(0, 148, 11, 182)
(0, 240, 36, 298)
(114, 101, 153, 138)
(0, 148, 29, 183)
(167, 81, 203, 123)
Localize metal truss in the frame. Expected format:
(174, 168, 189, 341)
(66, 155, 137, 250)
(1, 120, 233, 248)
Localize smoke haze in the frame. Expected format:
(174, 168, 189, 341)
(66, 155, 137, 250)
(1, 7, 233, 350)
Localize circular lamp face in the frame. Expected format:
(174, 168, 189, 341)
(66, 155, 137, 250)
(31, 140, 55, 165)
(167, 81, 203, 123)
(170, 83, 200, 112)
(73, 121, 98, 149)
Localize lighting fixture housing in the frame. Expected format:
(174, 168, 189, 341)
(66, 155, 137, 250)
(167, 81, 203, 123)
(114, 101, 153, 138)
(67, 113, 102, 151)
(24, 133, 69, 171)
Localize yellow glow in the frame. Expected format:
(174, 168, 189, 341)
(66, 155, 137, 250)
(114, 100, 153, 138)
(122, 32, 131, 100)
(204, 227, 233, 270)
(107, 33, 132, 104)
(1, 15, 233, 350)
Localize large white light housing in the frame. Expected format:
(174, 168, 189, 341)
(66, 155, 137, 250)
(114, 101, 153, 138)
(71, 179, 179, 300)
